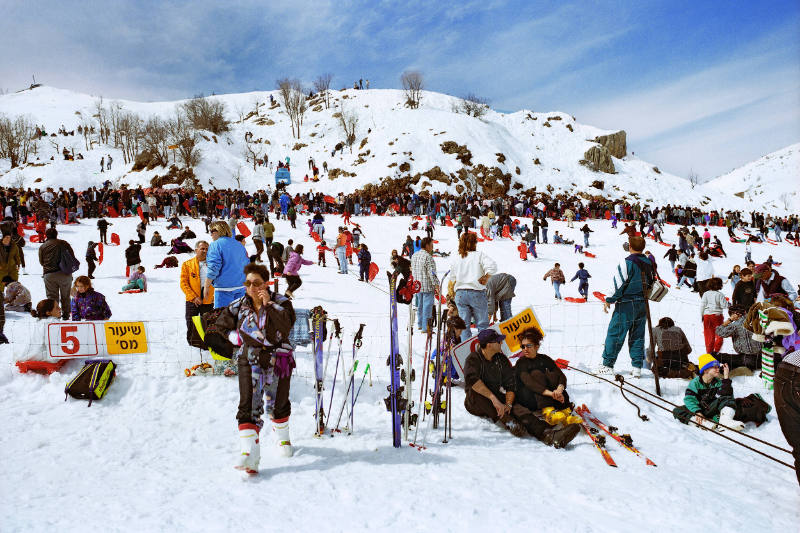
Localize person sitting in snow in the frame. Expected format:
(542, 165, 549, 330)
(120, 266, 147, 292)
(179, 227, 196, 240)
(4, 279, 31, 312)
(672, 354, 770, 431)
(167, 214, 183, 230)
(150, 231, 167, 246)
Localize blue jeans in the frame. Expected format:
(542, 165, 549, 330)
(542, 228, 548, 243)
(455, 289, 489, 342)
(601, 300, 647, 369)
(677, 276, 694, 288)
(499, 299, 513, 321)
(584, 234, 589, 247)
(415, 292, 434, 331)
(336, 247, 348, 273)
(553, 282, 562, 299)
(214, 287, 246, 308)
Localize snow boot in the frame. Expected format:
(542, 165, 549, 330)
(499, 415, 527, 437)
(542, 423, 580, 449)
(719, 407, 744, 431)
(631, 367, 642, 378)
(272, 417, 293, 457)
(235, 424, 260, 474)
(594, 364, 614, 375)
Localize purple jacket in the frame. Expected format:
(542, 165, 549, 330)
(284, 251, 313, 276)
(71, 289, 112, 321)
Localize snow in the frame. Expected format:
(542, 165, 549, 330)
(2, 86, 796, 213)
(704, 143, 800, 213)
(1, 212, 798, 532)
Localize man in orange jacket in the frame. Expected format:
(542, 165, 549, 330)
(180, 240, 214, 348)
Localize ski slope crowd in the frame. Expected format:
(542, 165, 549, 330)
(2, 182, 799, 488)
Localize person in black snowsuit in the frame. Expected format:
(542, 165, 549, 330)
(569, 262, 591, 299)
(357, 244, 371, 281)
(97, 218, 111, 244)
(86, 241, 98, 279)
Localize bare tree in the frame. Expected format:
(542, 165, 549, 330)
(117, 111, 143, 165)
(181, 94, 229, 134)
(78, 113, 94, 151)
(109, 101, 125, 148)
(232, 165, 243, 189)
(169, 111, 201, 168)
(401, 70, 424, 109)
(455, 93, 490, 117)
(336, 104, 359, 153)
(142, 116, 170, 167)
(94, 97, 109, 144)
(243, 135, 264, 171)
(276, 78, 307, 138)
(688, 168, 698, 189)
(313, 73, 333, 109)
(0, 114, 38, 168)
(233, 101, 246, 123)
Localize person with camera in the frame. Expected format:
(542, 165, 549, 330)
(714, 304, 762, 372)
(596, 236, 653, 377)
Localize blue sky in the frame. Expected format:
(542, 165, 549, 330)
(2, 0, 798, 180)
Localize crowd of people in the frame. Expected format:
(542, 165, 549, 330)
(0, 181, 797, 482)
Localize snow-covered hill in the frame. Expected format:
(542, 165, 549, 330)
(0, 86, 797, 213)
(704, 143, 800, 213)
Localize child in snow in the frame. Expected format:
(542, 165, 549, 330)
(517, 242, 528, 261)
(317, 240, 332, 266)
(543, 263, 565, 300)
(4, 279, 31, 312)
(358, 244, 372, 281)
(151, 231, 167, 246)
(86, 241, 98, 279)
(700, 277, 727, 354)
(70, 276, 112, 321)
(672, 354, 770, 431)
(570, 262, 591, 299)
(121, 266, 147, 292)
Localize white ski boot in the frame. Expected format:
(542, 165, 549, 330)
(272, 417, 293, 457)
(235, 425, 260, 475)
(594, 364, 614, 375)
(719, 407, 744, 431)
(631, 367, 642, 378)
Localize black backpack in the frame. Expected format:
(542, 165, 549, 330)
(64, 359, 116, 406)
(59, 243, 81, 275)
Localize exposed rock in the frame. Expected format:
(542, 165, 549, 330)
(652, 166, 661, 174)
(359, 137, 368, 149)
(547, 116, 562, 121)
(594, 130, 626, 158)
(328, 168, 356, 180)
(533, 158, 541, 165)
(292, 143, 307, 151)
(440, 141, 473, 166)
(515, 166, 520, 175)
(566, 124, 573, 132)
(496, 152, 506, 164)
(591, 180, 605, 190)
(581, 145, 616, 174)
(399, 162, 410, 172)
(151, 165, 194, 188)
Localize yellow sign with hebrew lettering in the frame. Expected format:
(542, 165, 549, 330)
(104, 322, 148, 355)
(498, 307, 544, 353)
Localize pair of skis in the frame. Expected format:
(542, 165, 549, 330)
(575, 404, 656, 467)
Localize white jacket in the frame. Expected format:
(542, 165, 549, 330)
(450, 251, 497, 291)
(700, 290, 728, 318)
(696, 258, 715, 282)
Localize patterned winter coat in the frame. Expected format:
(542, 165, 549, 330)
(71, 289, 112, 321)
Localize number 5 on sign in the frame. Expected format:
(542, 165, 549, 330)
(47, 323, 99, 358)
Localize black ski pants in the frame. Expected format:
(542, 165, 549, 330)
(465, 390, 548, 441)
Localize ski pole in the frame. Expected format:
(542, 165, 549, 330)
(350, 324, 365, 432)
(351, 363, 371, 413)
(333, 360, 358, 433)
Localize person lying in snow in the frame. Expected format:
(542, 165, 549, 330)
(168, 238, 193, 255)
(166, 215, 183, 229)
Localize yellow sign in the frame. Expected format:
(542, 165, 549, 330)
(168, 144, 178, 150)
(498, 307, 544, 353)
(104, 322, 148, 355)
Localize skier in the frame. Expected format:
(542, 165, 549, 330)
(596, 236, 652, 377)
(210, 263, 297, 476)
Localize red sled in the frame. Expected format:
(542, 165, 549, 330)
(237, 222, 251, 238)
(444, 216, 454, 227)
(108, 206, 119, 218)
(29, 234, 41, 243)
(98, 242, 104, 265)
(16, 360, 68, 375)
(324, 195, 336, 204)
(658, 241, 670, 247)
(564, 297, 586, 303)
(502, 226, 511, 239)
(583, 252, 597, 258)
(593, 291, 607, 303)
(480, 227, 493, 241)
(239, 209, 251, 219)
(311, 231, 321, 242)
(183, 200, 191, 212)
(137, 205, 144, 221)
(110, 233, 121, 246)
(368, 262, 379, 282)
(121, 289, 145, 294)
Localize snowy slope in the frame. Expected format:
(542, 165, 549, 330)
(1, 85, 787, 212)
(1, 212, 798, 531)
(704, 143, 800, 213)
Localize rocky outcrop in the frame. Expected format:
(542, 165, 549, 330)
(594, 130, 626, 158)
(581, 146, 615, 174)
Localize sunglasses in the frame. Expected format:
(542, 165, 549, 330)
(520, 343, 539, 349)
(244, 280, 264, 288)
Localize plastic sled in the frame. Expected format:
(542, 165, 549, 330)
(583, 252, 597, 258)
(98, 242, 104, 265)
(16, 360, 68, 375)
(110, 233, 120, 246)
(237, 222, 251, 238)
(593, 291, 607, 303)
(29, 235, 41, 243)
(368, 262, 379, 282)
(564, 297, 586, 303)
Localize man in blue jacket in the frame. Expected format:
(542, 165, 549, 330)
(596, 236, 653, 378)
(205, 221, 250, 308)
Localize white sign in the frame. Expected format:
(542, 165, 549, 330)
(47, 322, 99, 358)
